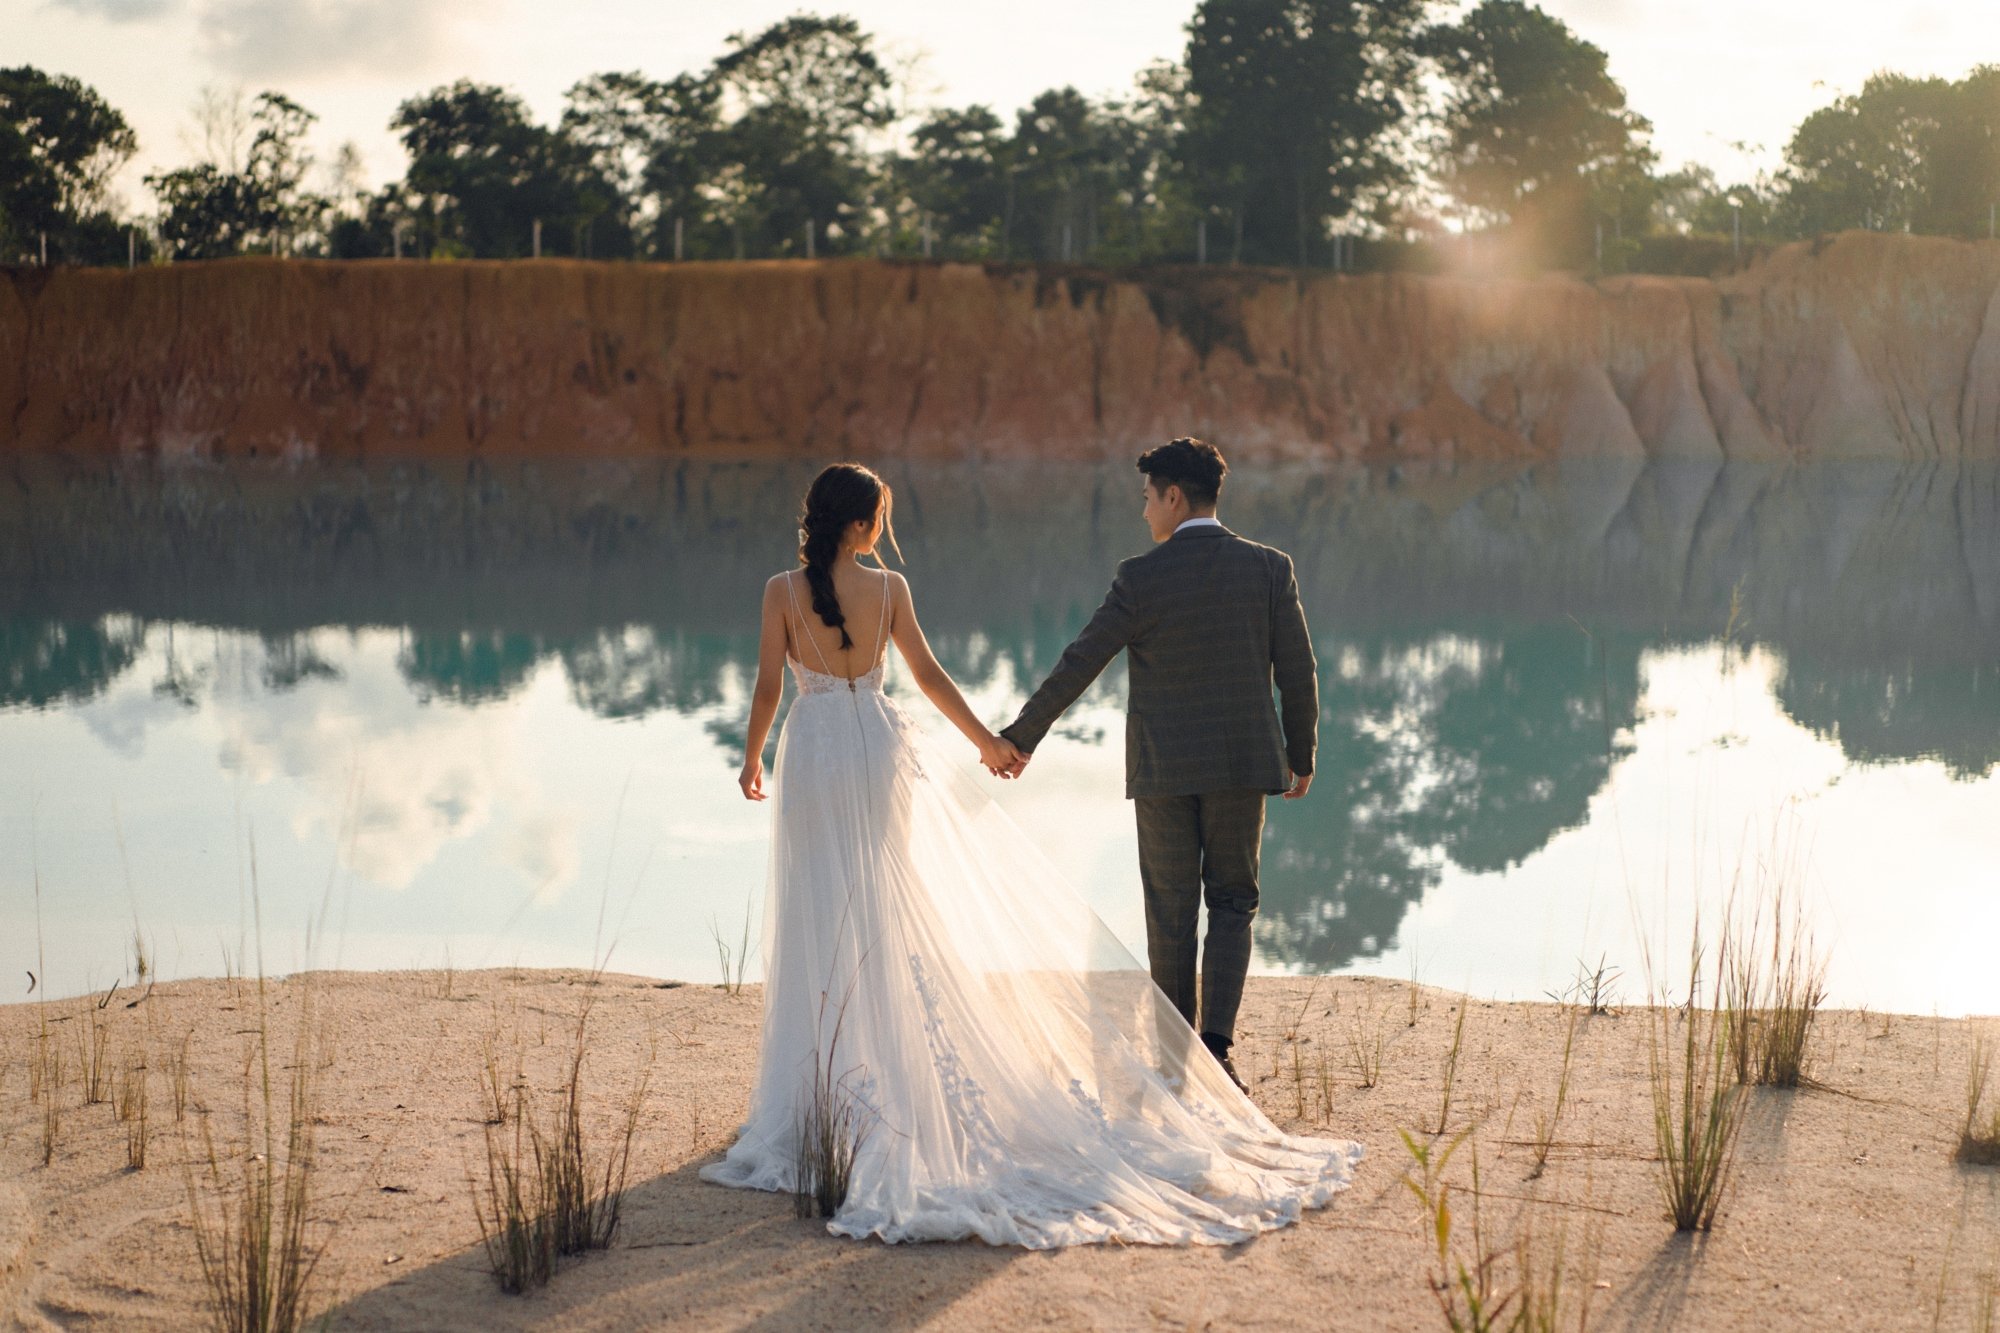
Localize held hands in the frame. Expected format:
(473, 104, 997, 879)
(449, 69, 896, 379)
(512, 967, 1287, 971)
(978, 731, 1029, 779)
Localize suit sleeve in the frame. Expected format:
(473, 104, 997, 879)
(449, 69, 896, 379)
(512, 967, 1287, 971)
(1271, 552, 1318, 778)
(1001, 563, 1142, 754)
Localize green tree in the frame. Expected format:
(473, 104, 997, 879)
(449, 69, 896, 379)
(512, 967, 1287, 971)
(1179, 0, 1429, 267)
(1097, 61, 1202, 263)
(904, 104, 1009, 256)
(560, 71, 720, 257)
(1776, 70, 2000, 237)
(1007, 87, 1125, 262)
(705, 15, 893, 256)
(147, 92, 325, 259)
(1422, 0, 1655, 267)
(1930, 66, 2000, 238)
(148, 165, 262, 259)
(392, 80, 618, 258)
(1653, 162, 1781, 241)
(0, 66, 138, 264)
(634, 74, 723, 255)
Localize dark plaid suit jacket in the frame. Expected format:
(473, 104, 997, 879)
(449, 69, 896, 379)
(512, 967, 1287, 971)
(1000, 524, 1318, 799)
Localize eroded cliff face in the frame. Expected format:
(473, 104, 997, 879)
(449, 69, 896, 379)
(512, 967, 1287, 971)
(5, 232, 2000, 462)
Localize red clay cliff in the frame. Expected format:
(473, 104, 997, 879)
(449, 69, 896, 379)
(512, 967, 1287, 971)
(5, 231, 1998, 462)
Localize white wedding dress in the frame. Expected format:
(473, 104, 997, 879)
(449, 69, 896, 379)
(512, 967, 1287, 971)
(699, 570, 1363, 1247)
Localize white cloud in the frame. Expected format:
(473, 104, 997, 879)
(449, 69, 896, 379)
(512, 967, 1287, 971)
(197, 0, 480, 80)
(43, 0, 179, 22)
(504, 805, 582, 905)
(209, 630, 509, 890)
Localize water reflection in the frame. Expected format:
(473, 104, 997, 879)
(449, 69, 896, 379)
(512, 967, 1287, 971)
(1, 457, 1995, 1006)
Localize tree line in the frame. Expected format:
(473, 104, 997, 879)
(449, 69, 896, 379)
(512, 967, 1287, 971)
(7, 2, 2000, 275)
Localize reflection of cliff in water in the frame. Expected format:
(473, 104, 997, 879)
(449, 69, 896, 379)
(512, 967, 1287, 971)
(3, 457, 1995, 970)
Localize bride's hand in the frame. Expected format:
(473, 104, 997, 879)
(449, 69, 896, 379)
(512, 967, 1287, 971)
(977, 732, 1024, 778)
(739, 755, 767, 801)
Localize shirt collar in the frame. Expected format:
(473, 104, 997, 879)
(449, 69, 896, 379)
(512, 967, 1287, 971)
(1173, 516, 1224, 533)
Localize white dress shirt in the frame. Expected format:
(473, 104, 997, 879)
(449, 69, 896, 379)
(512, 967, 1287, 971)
(1174, 516, 1223, 533)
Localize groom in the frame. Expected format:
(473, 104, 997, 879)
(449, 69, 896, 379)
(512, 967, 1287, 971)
(998, 438, 1317, 1092)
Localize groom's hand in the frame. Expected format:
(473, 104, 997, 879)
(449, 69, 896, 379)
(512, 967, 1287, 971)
(980, 734, 1027, 778)
(1282, 771, 1312, 800)
(984, 726, 1031, 779)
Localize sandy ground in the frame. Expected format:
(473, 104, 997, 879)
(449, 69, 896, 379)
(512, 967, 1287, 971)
(0, 968, 1995, 1331)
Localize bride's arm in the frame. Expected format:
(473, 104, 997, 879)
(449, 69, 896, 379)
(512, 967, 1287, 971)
(739, 576, 790, 800)
(885, 572, 1021, 773)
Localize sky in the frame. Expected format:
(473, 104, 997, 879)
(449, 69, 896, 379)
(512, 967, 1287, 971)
(11, 0, 2000, 216)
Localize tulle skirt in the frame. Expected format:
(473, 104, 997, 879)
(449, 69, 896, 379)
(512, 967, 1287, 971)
(698, 681, 1363, 1247)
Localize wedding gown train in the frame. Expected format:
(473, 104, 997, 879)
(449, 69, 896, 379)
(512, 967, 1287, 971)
(699, 573, 1363, 1247)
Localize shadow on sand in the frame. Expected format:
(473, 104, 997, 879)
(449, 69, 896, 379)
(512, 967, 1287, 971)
(323, 1153, 1024, 1330)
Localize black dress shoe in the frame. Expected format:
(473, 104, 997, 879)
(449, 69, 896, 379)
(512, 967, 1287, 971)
(1201, 1032, 1248, 1095)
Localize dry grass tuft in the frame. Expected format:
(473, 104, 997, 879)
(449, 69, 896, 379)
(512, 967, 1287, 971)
(1346, 1001, 1387, 1089)
(471, 1003, 651, 1293)
(473, 1090, 557, 1294)
(1528, 1002, 1582, 1179)
(1549, 955, 1620, 1017)
(710, 908, 752, 997)
(1279, 980, 1324, 1120)
(1958, 1035, 2000, 1167)
(36, 1029, 66, 1167)
(544, 1013, 649, 1256)
(169, 1031, 194, 1122)
(794, 992, 872, 1220)
(1646, 920, 1746, 1232)
(182, 834, 331, 1333)
(80, 998, 113, 1105)
(1434, 1001, 1469, 1135)
(182, 978, 329, 1333)
(479, 1016, 523, 1128)
(1724, 870, 1828, 1089)
(119, 1047, 151, 1170)
(1401, 1126, 1598, 1332)
(427, 947, 457, 1002)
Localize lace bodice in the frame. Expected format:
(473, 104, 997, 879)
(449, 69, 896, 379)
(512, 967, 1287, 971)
(789, 655, 886, 696)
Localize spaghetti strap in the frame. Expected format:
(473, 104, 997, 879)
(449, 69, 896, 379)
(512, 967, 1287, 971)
(873, 569, 892, 673)
(784, 570, 837, 676)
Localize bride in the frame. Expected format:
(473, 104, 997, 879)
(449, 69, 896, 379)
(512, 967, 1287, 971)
(700, 462, 1363, 1247)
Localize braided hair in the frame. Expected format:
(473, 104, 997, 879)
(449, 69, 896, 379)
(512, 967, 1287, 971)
(797, 463, 898, 650)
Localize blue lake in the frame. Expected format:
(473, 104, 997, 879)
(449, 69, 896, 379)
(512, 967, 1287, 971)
(2, 456, 1995, 1013)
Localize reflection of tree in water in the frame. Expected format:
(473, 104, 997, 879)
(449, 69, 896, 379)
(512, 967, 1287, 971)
(1774, 657, 2000, 780)
(1256, 623, 1641, 971)
(1411, 624, 1641, 874)
(1256, 653, 1445, 974)
(398, 630, 544, 704)
(560, 628, 744, 721)
(260, 633, 343, 691)
(0, 617, 147, 709)
(390, 626, 754, 721)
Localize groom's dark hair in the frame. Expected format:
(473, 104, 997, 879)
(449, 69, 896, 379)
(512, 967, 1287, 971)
(1137, 437, 1227, 509)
